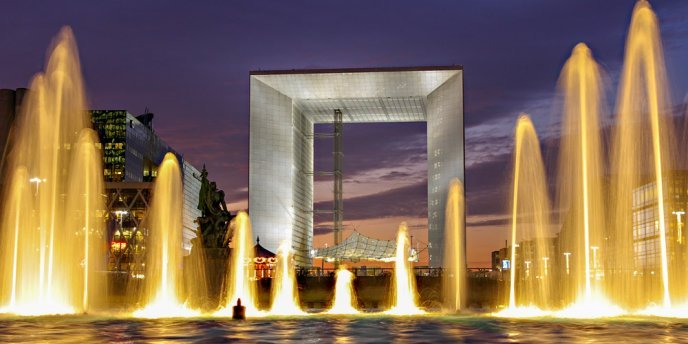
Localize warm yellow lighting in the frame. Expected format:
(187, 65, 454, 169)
(614, 0, 672, 308)
(269, 241, 305, 316)
(442, 178, 465, 313)
(0, 301, 74, 316)
(638, 304, 688, 318)
(132, 294, 199, 319)
(214, 212, 264, 318)
(555, 294, 625, 318)
(673, 211, 684, 244)
(0, 28, 107, 316)
(590, 246, 600, 281)
(133, 154, 199, 319)
(326, 266, 359, 315)
(507, 115, 553, 310)
(494, 306, 549, 318)
(385, 223, 424, 315)
(28, 177, 46, 195)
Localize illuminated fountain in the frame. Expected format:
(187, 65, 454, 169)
(133, 153, 199, 318)
(0, 0, 684, 324)
(326, 266, 359, 315)
(66, 130, 107, 313)
(610, 0, 684, 316)
(496, 115, 553, 318)
(443, 178, 465, 313)
(0, 27, 105, 316)
(386, 222, 423, 315)
(554, 44, 622, 318)
(215, 211, 262, 317)
(494, 1, 686, 318)
(269, 241, 305, 316)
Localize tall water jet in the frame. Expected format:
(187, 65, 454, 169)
(555, 44, 622, 317)
(498, 115, 553, 317)
(443, 178, 465, 313)
(269, 241, 304, 316)
(326, 265, 359, 315)
(64, 129, 107, 313)
(133, 153, 198, 318)
(386, 222, 423, 315)
(215, 211, 262, 317)
(0, 168, 31, 311)
(0, 27, 105, 315)
(610, 0, 676, 311)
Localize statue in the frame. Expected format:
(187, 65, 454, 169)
(194, 165, 233, 249)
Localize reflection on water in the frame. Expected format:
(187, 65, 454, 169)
(0, 315, 686, 343)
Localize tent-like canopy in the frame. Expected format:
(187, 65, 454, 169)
(254, 237, 275, 258)
(312, 231, 418, 262)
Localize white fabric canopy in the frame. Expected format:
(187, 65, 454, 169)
(313, 231, 418, 262)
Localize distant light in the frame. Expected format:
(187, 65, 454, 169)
(111, 241, 127, 250)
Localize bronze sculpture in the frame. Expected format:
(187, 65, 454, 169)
(194, 165, 233, 249)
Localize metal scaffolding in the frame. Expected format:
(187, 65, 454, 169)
(333, 109, 343, 246)
(310, 109, 344, 266)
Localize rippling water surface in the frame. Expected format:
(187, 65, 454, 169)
(0, 314, 687, 343)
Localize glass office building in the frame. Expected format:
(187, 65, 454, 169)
(92, 110, 202, 271)
(0, 88, 27, 187)
(92, 110, 173, 182)
(632, 172, 688, 271)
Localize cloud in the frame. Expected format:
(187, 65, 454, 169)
(314, 181, 427, 225)
(2, 1, 688, 267)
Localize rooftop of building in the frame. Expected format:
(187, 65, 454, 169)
(250, 65, 463, 123)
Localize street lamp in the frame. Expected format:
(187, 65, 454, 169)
(114, 210, 128, 221)
(563, 252, 571, 275)
(114, 210, 128, 233)
(673, 210, 685, 244)
(29, 177, 46, 194)
(111, 210, 130, 254)
(28, 176, 48, 299)
(590, 246, 600, 280)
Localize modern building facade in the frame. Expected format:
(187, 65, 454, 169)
(91, 110, 202, 270)
(0, 88, 27, 186)
(631, 172, 688, 271)
(491, 250, 503, 271)
(92, 110, 174, 182)
(106, 181, 151, 272)
(248, 67, 465, 266)
(182, 161, 203, 250)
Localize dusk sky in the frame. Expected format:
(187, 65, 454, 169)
(1, 1, 688, 267)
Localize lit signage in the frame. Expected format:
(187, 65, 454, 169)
(502, 259, 511, 270)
